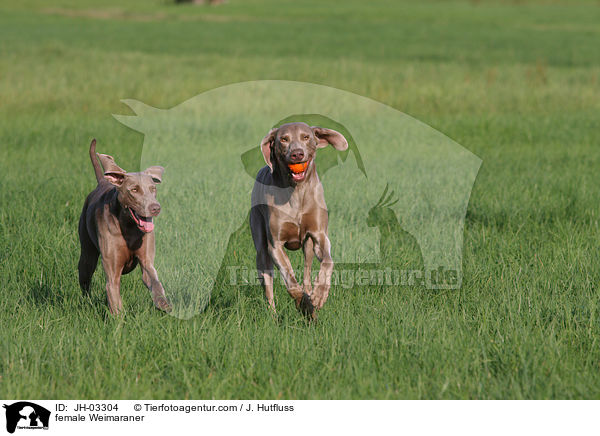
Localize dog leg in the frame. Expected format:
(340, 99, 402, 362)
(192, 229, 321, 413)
(78, 211, 99, 294)
(141, 266, 171, 312)
(256, 250, 275, 312)
(137, 234, 171, 312)
(79, 249, 99, 295)
(311, 232, 334, 310)
(98, 233, 128, 315)
(103, 266, 124, 315)
(251, 208, 277, 313)
(78, 241, 99, 295)
(303, 237, 314, 295)
(269, 242, 314, 317)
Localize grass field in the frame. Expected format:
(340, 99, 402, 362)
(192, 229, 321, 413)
(1, 0, 600, 399)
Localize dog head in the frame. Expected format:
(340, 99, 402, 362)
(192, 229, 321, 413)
(97, 154, 164, 233)
(260, 122, 348, 184)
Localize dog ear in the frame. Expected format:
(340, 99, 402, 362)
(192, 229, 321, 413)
(260, 128, 278, 172)
(311, 127, 348, 151)
(97, 154, 126, 186)
(144, 166, 164, 184)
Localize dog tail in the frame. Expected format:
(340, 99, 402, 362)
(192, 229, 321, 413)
(89, 139, 103, 183)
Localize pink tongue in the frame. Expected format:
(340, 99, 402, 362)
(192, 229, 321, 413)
(140, 220, 154, 232)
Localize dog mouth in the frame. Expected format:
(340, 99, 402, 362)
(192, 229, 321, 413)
(287, 159, 311, 182)
(129, 208, 154, 233)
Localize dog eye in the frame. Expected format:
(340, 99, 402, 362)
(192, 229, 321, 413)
(303, 135, 309, 140)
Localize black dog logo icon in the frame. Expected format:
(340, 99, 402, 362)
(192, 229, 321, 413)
(3, 402, 50, 433)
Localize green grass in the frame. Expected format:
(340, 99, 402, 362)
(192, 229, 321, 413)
(1, 0, 600, 399)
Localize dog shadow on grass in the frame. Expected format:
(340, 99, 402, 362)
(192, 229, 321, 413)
(26, 278, 109, 318)
(27, 280, 66, 307)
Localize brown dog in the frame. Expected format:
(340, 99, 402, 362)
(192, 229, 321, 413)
(250, 122, 348, 317)
(78, 139, 170, 314)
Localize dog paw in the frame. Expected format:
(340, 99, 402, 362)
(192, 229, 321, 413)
(154, 297, 172, 313)
(267, 302, 278, 317)
(295, 293, 315, 319)
(312, 285, 330, 309)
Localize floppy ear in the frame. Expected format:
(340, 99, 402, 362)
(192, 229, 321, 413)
(97, 153, 126, 186)
(260, 128, 278, 172)
(144, 166, 164, 183)
(311, 127, 348, 151)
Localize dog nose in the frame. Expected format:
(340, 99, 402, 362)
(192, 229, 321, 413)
(290, 149, 304, 162)
(149, 203, 161, 216)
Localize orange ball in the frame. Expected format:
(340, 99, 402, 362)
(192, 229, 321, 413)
(288, 161, 308, 174)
